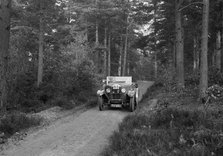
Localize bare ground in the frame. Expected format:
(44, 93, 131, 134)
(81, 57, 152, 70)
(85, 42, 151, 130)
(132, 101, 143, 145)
(0, 81, 154, 156)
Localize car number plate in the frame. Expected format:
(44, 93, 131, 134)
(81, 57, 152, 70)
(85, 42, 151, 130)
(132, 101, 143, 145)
(111, 104, 122, 108)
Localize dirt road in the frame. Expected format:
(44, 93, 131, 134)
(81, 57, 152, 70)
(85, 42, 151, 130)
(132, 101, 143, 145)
(1, 81, 153, 156)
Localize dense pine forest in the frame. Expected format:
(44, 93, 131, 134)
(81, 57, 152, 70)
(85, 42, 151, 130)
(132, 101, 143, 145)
(0, 0, 223, 154)
(0, 0, 155, 114)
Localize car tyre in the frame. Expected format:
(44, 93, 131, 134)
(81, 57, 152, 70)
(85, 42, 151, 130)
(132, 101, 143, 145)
(130, 97, 135, 112)
(135, 97, 138, 109)
(98, 97, 104, 111)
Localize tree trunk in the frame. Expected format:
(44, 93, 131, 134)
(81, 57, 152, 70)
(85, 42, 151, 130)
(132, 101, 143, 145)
(196, 37, 200, 70)
(220, 0, 223, 72)
(212, 49, 216, 67)
(107, 33, 111, 76)
(0, 0, 11, 111)
(95, 20, 99, 46)
(104, 27, 107, 76)
(95, 0, 100, 73)
(37, 12, 44, 87)
(85, 19, 88, 42)
(122, 15, 128, 76)
(95, 0, 99, 46)
(193, 37, 197, 71)
(173, 41, 176, 68)
(154, 52, 157, 79)
(193, 37, 199, 72)
(216, 31, 221, 70)
(200, 0, 209, 98)
(175, 0, 184, 89)
(118, 36, 123, 76)
(222, 17, 223, 71)
(127, 62, 130, 76)
(153, 0, 158, 79)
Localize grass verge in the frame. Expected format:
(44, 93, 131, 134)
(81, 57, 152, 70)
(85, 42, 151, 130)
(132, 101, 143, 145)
(102, 83, 223, 156)
(102, 108, 223, 156)
(0, 112, 42, 139)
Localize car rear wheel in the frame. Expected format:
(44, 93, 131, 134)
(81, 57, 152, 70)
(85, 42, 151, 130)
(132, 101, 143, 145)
(98, 97, 104, 111)
(130, 97, 135, 112)
(135, 99, 138, 109)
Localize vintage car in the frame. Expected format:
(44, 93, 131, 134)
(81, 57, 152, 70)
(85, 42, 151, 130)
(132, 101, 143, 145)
(97, 76, 139, 112)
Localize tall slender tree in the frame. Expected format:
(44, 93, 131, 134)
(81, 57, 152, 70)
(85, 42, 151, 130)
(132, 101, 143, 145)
(118, 36, 123, 76)
(216, 31, 221, 70)
(122, 6, 129, 76)
(153, 0, 158, 79)
(95, 0, 99, 46)
(107, 32, 111, 76)
(222, 2, 223, 71)
(104, 26, 107, 76)
(200, 0, 209, 98)
(37, 0, 44, 87)
(0, 0, 11, 110)
(175, 0, 184, 89)
(193, 36, 199, 72)
(122, 17, 128, 76)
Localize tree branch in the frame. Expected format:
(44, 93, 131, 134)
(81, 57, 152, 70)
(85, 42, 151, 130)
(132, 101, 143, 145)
(178, 2, 203, 12)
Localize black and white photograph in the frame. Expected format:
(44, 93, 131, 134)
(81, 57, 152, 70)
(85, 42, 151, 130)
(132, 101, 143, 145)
(0, 0, 223, 155)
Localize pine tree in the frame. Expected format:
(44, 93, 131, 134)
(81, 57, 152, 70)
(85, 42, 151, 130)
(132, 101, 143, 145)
(0, 0, 11, 111)
(200, 0, 209, 98)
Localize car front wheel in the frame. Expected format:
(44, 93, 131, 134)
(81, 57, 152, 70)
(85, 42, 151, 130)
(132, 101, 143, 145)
(130, 97, 135, 112)
(98, 97, 104, 111)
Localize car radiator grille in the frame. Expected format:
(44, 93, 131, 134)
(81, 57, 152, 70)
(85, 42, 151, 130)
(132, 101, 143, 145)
(112, 94, 121, 99)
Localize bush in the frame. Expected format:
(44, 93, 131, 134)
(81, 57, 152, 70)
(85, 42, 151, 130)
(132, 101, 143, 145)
(7, 58, 99, 112)
(156, 65, 176, 91)
(86, 97, 98, 107)
(8, 72, 37, 109)
(37, 82, 58, 104)
(7, 71, 51, 112)
(209, 67, 223, 86)
(102, 108, 223, 156)
(0, 112, 42, 137)
(119, 114, 151, 131)
(185, 73, 200, 87)
(77, 59, 98, 92)
(52, 96, 75, 110)
(52, 59, 98, 105)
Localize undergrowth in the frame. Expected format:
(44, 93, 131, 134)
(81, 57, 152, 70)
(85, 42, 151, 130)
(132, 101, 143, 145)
(7, 59, 99, 113)
(0, 112, 42, 138)
(102, 108, 223, 156)
(102, 79, 223, 156)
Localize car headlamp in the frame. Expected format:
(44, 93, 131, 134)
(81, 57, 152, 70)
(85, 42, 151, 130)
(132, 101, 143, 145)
(97, 90, 104, 96)
(106, 88, 111, 93)
(121, 88, 126, 93)
(128, 90, 135, 97)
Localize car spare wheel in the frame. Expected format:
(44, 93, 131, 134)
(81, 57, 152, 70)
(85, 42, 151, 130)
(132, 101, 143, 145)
(130, 97, 135, 112)
(98, 97, 104, 111)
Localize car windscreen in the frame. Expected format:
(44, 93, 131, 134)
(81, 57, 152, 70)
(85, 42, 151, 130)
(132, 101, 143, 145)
(107, 76, 132, 85)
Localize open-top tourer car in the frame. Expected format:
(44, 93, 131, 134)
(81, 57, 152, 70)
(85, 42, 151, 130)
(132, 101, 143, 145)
(97, 76, 139, 112)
